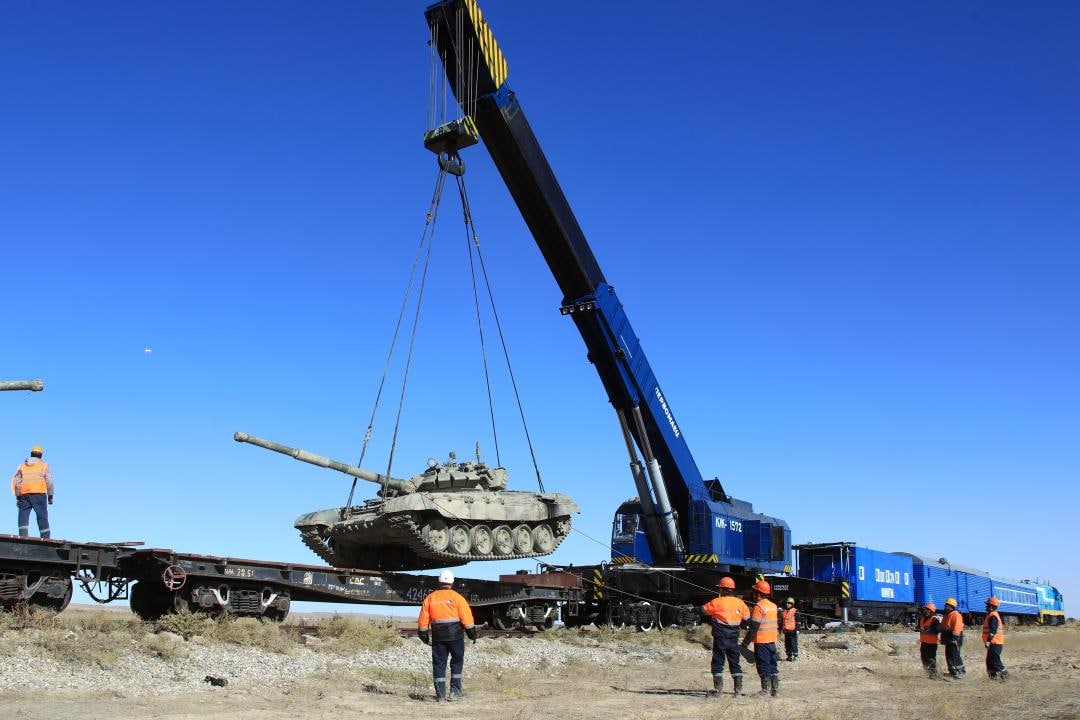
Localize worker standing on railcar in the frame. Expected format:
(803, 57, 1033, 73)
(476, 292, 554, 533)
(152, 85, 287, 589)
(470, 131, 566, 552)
(741, 580, 780, 697)
(940, 598, 966, 678)
(781, 597, 799, 661)
(918, 602, 942, 678)
(701, 576, 751, 696)
(982, 597, 1008, 680)
(417, 570, 477, 701)
(12, 445, 53, 538)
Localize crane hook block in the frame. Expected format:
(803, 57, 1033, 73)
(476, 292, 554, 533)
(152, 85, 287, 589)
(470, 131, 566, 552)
(423, 116, 479, 155)
(438, 151, 466, 176)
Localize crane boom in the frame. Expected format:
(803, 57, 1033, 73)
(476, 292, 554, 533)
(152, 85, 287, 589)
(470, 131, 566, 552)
(424, 0, 790, 573)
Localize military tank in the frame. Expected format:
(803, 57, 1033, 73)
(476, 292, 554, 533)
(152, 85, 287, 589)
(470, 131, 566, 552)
(234, 432, 579, 570)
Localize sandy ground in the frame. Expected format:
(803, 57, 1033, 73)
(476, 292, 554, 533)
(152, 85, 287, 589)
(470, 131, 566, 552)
(2, 624, 1078, 720)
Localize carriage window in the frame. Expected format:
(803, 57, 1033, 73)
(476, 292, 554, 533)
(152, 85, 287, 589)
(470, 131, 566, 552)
(612, 512, 640, 542)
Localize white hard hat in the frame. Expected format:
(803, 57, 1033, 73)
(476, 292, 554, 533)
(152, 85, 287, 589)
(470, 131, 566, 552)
(438, 570, 454, 584)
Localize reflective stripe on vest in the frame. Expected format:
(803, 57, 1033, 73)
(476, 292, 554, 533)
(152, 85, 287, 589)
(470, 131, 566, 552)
(13, 462, 49, 496)
(919, 615, 940, 644)
(703, 595, 750, 626)
(752, 599, 778, 643)
(417, 588, 475, 630)
(982, 611, 1004, 645)
(782, 607, 797, 631)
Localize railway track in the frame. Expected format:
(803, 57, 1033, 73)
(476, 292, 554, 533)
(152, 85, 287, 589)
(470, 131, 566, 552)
(280, 623, 539, 640)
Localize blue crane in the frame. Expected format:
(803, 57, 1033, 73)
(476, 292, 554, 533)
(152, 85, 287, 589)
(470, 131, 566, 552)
(425, 0, 790, 575)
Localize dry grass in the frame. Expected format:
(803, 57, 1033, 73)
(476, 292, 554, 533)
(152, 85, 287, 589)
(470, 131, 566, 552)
(311, 615, 401, 654)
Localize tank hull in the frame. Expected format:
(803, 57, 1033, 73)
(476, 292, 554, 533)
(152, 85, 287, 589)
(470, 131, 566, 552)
(295, 491, 578, 570)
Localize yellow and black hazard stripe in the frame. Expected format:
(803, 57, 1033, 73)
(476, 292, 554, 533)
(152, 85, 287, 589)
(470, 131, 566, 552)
(684, 554, 718, 565)
(840, 580, 850, 605)
(609, 555, 637, 565)
(589, 568, 604, 601)
(463, 0, 508, 89)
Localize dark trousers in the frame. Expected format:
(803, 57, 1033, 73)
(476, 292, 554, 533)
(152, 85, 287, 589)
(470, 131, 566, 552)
(784, 630, 799, 659)
(920, 642, 938, 676)
(985, 643, 1005, 677)
(431, 637, 465, 697)
(710, 636, 743, 678)
(755, 642, 779, 678)
(945, 638, 965, 677)
(16, 494, 50, 538)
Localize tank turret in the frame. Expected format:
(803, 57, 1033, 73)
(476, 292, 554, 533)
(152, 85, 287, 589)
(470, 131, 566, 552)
(235, 432, 579, 571)
(0, 380, 44, 392)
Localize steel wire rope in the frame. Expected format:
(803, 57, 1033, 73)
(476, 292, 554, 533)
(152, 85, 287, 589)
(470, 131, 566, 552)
(383, 171, 449, 482)
(454, 174, 546, 492)
(460, 179, 502, 467)
(344, 169, 450, 511)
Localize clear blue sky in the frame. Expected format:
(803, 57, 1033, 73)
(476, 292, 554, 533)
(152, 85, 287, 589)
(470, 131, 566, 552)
(2, 2, 1077, 616)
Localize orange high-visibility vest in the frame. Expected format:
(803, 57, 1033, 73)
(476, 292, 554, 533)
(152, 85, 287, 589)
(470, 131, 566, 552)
(942, 609, 964, 635)
(418, 588, 475, 631)
(752, 598, 778, 643)
(782, 607, 797, 631)
(702, 595, 751, 627)
(12, 461, 49, 496)
(919, 614, 941, 644)
(982, 611, 1004, 645)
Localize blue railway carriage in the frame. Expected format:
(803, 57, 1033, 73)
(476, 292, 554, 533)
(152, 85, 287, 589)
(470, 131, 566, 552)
(796, 542, 913, 625)
(897, 553, 1040, 623)
(1024, 580, 1066, 625)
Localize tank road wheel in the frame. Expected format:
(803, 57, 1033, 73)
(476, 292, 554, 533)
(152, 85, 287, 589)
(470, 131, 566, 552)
(470, 525, 494, 556)
(531, 523, 555, 553)
(492, 525, 514, 556)
(422, 519, 451, 553)
(511, 524, 534, 554)
(449, 525, 471, 555)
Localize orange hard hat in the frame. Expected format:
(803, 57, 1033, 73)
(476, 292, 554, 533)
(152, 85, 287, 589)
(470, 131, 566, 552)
(923, 602, 936, 612)
(986, 597, 1000, 607)
(718, 577, 736, 590)
(30, 445, 43, 455)
(752, 580, 771, 595)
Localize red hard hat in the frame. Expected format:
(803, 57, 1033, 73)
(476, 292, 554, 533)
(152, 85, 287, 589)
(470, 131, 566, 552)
(987, 597, 1000, 607)
(752, 580, 771, 595)
(718, 577, 736, 590)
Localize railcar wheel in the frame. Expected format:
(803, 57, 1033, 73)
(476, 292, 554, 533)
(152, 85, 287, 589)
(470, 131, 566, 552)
(531, 524, 555, 553)
(422, 519, 450, 552)
(604, 602, 626, 629)
(448, 525, 471, 554)
(511, 525, 534, 554)
(492, 525, 514, 556)
(470, 525, 493, 556)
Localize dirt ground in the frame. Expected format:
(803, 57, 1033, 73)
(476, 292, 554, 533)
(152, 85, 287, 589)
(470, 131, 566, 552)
(3, 624, 1078, 720)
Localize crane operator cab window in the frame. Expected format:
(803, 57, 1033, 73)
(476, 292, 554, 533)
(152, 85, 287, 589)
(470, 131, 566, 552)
(612, 511, 641, 544)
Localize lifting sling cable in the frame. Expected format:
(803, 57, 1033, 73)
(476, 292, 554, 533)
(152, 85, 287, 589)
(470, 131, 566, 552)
(383, 170, 447, 483)
(344, 167, 451, 511)
(454, 173, 546, 493)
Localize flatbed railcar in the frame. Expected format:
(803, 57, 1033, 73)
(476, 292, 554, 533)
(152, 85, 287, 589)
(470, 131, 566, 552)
(0, 534, 577, 629)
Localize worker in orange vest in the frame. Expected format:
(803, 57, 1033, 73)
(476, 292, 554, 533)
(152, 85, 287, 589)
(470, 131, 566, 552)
(418, 570, 477, 702)
(982, 597, 1008, 680)
(917, 602, 942, 678)
(11, 445, 53, 539)
(740, 580, 780, 697)
(700, 576, 751, 696)
(781, 597, 798, 661)
(940, 598, 966, 678)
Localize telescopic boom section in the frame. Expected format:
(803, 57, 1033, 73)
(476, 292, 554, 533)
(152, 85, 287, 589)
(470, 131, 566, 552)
(233, 432, 410, 493)
(425, 0, 714, 563)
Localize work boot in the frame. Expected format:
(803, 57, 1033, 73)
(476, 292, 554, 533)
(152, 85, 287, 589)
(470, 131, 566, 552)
(998, 670, 1008, 681)
(770, 675, 780, 697)
(758, 676, 770, 696)
(449, 688, 466, 700)
(733, 675, 743, 696)
(712, 675, 723, 695)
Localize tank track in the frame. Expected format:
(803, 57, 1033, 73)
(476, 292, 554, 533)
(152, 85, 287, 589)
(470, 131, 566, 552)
(297, 515, 571, 570)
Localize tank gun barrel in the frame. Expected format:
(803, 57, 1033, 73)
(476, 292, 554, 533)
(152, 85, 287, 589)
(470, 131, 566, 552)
(233, 432, 409, 492)
(0, 380, 44, 392)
